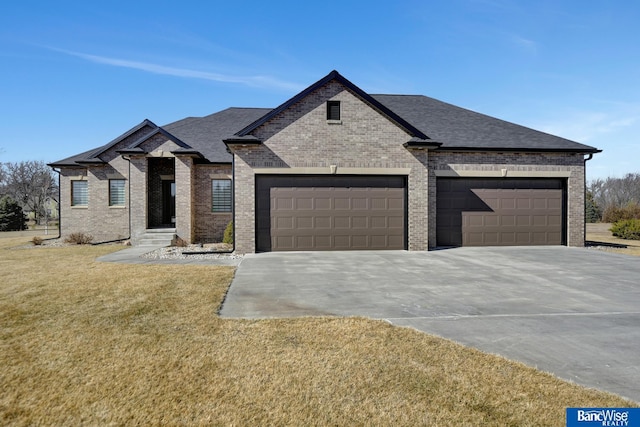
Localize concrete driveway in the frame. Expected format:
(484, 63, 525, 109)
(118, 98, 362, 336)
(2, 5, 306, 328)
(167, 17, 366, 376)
(220, 246, 640, 402)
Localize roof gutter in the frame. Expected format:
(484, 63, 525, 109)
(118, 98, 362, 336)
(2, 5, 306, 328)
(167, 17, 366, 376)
(434, 147, 603, 154)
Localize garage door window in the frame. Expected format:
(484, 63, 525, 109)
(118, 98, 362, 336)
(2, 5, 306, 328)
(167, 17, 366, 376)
(212, 179, 231, 212)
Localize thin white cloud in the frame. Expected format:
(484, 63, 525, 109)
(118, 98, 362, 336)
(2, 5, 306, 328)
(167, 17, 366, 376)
(511, 35, 538, 53)
(52, 48, 303, 92)
(535, 111, 639, 143)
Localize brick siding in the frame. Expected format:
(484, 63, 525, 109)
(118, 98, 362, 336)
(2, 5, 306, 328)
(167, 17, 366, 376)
(231, 81, 430, 253)
(57, 82, 588, 251)
(229, 81, 588, 253)
(193, 164, 233, 243)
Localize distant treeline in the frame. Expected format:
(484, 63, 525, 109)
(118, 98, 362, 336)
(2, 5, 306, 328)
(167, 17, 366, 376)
(587, 173, 640, 222)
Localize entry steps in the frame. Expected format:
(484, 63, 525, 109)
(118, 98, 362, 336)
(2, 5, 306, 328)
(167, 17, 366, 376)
(138, 228, 176, 247)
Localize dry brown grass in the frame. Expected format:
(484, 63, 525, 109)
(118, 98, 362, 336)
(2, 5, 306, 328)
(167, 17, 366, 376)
(586, 223, 640, 256)
(1, 235, 636, 426)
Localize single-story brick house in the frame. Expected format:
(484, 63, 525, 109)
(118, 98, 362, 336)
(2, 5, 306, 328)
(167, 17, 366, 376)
(49, 70, 600, 253)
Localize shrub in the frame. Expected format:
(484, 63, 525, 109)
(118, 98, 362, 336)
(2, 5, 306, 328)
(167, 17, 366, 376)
(173, 236, 188, 247)
(0, 196, 27, 231)
(64, 232, 94, 245)
(223, 221, 233, 245)
(602, 202, 640, 223)
(610, 219, 640, 240)
(31, 236, 44, 246)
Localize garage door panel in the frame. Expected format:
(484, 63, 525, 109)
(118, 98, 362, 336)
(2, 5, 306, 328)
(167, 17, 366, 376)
(532, 215, 547, 226)
(485, 216, 499, 227)
(388, 216, 404, 228)
(548, 198, 562, 209)
(501, 232, 516, 244)
(548, 215, 562, 226)
(501, 215, 516, 226)
(500, 198, 516, 209)
(257, 176, 406, 251)
(516, 198, 531, 209)
(314, 216, 331, 229)
(533, 198, 547, 209)
(437, 178, 565, 247)
(352, 235, 368, 248)
(370, 235, 386, 247)
(276, 236, 294, 250)
(276, 197, 294, 210)
(371, 198, 387, 210)
(334, 198, 350, 209)
(333, 235, 350, 248)
(388, 197, 404, 209)
(371, 216, 387, 228)
(276, 217, 294, 229)
(295, 197, 313, 210)
(352, 198, 368, 209)
(296, 217, 313, 229)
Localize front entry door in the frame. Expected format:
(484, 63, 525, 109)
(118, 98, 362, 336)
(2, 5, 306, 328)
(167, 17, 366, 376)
(162, 181, 176, 226)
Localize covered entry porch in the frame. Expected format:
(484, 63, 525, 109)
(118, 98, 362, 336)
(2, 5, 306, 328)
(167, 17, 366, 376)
(128, 153, 195, 245)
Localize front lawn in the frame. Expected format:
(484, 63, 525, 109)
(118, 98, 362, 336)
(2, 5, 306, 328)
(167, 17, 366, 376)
(0, 236, 635, 426)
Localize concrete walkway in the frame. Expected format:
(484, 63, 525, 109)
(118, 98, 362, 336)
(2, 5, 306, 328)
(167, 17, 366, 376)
(220, 247, 640, 402)
(96, 245, 242, 266)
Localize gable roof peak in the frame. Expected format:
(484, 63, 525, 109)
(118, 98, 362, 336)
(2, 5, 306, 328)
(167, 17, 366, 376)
(235, 70, 431, 140)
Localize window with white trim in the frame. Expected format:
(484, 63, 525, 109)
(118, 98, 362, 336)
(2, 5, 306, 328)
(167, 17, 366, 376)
(71, 180, 88, 206)
(109, 179, 126, 206)
(212, 179, 232, 212)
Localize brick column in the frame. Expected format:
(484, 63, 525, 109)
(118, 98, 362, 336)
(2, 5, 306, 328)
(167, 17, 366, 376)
(567, 164, 586, 247)
(231, 149, 256, 254)
(129, 156, 147, 244)
(175, 156, 194, 243)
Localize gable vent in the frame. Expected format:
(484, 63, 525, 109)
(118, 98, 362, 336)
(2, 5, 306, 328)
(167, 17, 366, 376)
(327, 101, 341, 121)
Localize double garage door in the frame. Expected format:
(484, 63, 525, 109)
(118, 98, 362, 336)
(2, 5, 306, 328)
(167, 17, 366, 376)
(256, 176, 406, 251)
(436, 178, 566, 246)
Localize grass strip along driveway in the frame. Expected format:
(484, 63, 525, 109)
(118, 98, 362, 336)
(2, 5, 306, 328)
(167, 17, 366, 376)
(1, 237, 636, 426)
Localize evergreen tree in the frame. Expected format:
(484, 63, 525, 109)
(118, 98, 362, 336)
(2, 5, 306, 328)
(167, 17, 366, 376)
(585, 190, 602, 223)
(0, 196, 27, 231)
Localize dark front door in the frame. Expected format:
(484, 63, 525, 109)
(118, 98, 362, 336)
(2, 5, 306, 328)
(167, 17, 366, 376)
(162, 181, 176, 227)
(147, 157, 175, 228)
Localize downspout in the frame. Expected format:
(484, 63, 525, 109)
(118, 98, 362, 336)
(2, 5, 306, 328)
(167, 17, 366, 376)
(231, 151, 236, 253)
(583, 153, 594, 246)
(91, 155, 132, 245)
(51, 168, 61, 240)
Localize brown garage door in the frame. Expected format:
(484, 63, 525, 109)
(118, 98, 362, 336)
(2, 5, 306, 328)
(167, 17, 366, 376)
(256, 176, 406, 251)
(436, 178, 565, 246)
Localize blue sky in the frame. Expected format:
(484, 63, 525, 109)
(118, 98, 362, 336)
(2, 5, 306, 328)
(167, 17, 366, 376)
(1, 0, 638, 180)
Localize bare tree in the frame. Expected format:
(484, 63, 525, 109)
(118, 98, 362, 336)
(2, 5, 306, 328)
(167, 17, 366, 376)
(589, 173, 640, 220)
(0, 163, 6, 193)
(1, 161, 58, 224)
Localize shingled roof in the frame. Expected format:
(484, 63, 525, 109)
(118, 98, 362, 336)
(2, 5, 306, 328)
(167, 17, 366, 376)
(49, 72, 599, 168)
(49, 108, 270, 167)
(372, 94, 598, 153)
(163, 107, 271, 162)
